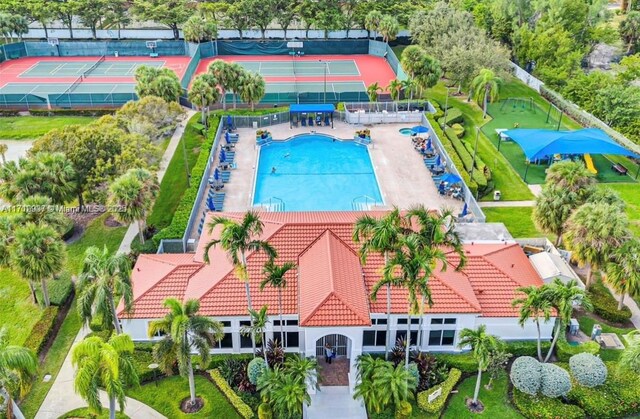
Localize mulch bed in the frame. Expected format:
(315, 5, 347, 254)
(465, 397, 485, 413)
(180, 396, 204, 413)
(104, 215, 123, 228)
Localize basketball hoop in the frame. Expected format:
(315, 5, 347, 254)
(47, 37, 59, 47)
(145, 40, 158, 50)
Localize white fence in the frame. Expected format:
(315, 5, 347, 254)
(510, 62, 544, 93)
(343, 101, 436, 124)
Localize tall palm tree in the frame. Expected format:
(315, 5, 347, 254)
(239, 71, 266, 111)
(512, 285, 553, 361)
(544, 278, 592, 362)
(378, 15, 399, 44)
(148, 298, 223, 408)
(564, 203, 630, 287)
(532, 185, 579, 247)
(207, 59, 234, 110)
(414, 54, 442, 97)
(260, 260, 296, 349)
(77, 246, 133, 335)
(10, 222, 65, 307)
(605, 239, 640, 310)
(0, 327, 37, 419)
(354, 209, 406, 360)
(545, 161, 595, 197)
(72, 334, 139, 419)
(0, 143, 7, 164)
(367, 82, 383, 103)
(188, 74, 220, 127)
(227, 63, 247, 110)
(458, 325, 501, 406)
(401, 46, 426, 80)
(364, 10, 383, 39)
(17, 195, 71, 236)
(240, 305, 270, 363)
(619, 331, 640, 373)
(387, 79, 402, 101)
(400, 78, 417, 108)
(471, 69, 502, 119)
(107, 168, 159, 244)
(204, 211, 277, 355)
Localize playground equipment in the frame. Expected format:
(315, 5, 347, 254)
(584, 153, 598, 174)
(500, 97, 535, 112)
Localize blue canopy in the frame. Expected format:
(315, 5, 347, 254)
(207, 197, 216, 211)
(220, 149, 226, 162)
(503, 128, 639, 161)
(213, 168, 220, 180)
(412, 125, 429, 134)
(290, 104, 335, 113)
(440, 173, 462, 184)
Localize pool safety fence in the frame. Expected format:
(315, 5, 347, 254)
(343, 101, 436, 124)
(225, 111, 291, 129)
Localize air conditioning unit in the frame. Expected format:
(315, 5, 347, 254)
(558, 249, 572, 263)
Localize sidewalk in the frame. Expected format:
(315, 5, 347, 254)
(36, 110, 195, 418)
(605, 284, 640, 330)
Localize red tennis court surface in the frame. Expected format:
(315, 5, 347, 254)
(195, 55, 396, 89)
(0, 56, 190, 88)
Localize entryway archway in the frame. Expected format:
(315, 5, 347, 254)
(315, 334, 351, 386)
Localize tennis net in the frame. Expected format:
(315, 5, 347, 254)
(54, 75, 84, 104)
(83, 55, 106, 78)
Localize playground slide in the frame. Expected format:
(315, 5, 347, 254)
(584, 154, 598, 175)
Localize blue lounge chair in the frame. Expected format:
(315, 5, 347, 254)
(308, 115, 313, 126)
(301, 117, 307, 127)
(324, 115, 330, 126)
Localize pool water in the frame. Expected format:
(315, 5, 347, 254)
(253, 134, 383, 211)
(399, 128, 413, 136)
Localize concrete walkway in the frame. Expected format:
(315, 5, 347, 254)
(117, 110, 196, 254)
(36, 110, 196, 419)
(605, 284, 640, 330)
(478, 200, 535, 208)
(304, 387, 367, 419)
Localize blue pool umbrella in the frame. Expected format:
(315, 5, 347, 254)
(213, 168, 220, 181)
(460, 203, 468, 217)
(225, 131, 231, 144)
(412, 125, 429, 134)
(207, 197, 216, 211)
(226, 115, 232, 127)
(220, 149, 226, 162)
(435, 154, 441, 166)
(426, 138, 432, 149)
(440, 173, 462, 184)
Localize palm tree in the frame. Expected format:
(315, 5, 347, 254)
(204, 211, 277, 355)
(364, 10, 383, 39)
(387, 79, 403, 101)
(0, 143, 7, 164)
(207, 60, 233, 110)
(401, 46, 426, 80)
(285, 355, 319, 390)
(414, 54, 442, 96)
(77, 246, 133, 335)
(353, 354, 389, 413)
(564, 203, 630, 287)
(148, 298, 223, 408)
(107, 168, 159, 244)
(258, 367, 310, 417)
(458, 325, 501, 406)
(378, 16, 399, 44)
(10, 222, 65, 307)
(241, 305, 270, 363)
(17, 195, 71, 236)
(605, 239, 640, 310)
(367, 82, 383, 103)
(544, 278, 592, 362)
(183, 15, 206, 43)
(545, 160, 595, 197)
(0, 327, 37, 419)
(188, 74, 220, 127)
(512, 285, 553, 361)
(260, 260, 296, 349)
(532, 185, 579, 247)
(376, 362, 417, 414)
(227, 63, 247, 110)
(72, 334, 139, 419)
(354, 209, 406, 360)
(400, 78, 417, 108)
(239, 71, 266, 111)
(471, 69, 502, 119)
(619, 331, 640, 373)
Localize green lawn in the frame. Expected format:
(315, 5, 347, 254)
(482, 207, 549, 239)
(577, 315, 634, 362)
(442, 374, 523, 419)
(0, 268, 44, 346)
(127, 375, 241, 419)
(427, 82, 534, 201)
(59, 407, 130, 418)
(600, 183, 640, 236)
(0, 116, 96, 139)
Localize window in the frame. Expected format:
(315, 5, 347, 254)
(372, 318, 387, 325)
(431, 319, 443, 325)
(397, 318, 420, 325)
(216, 333, 233, 349)
(428, 330, 456, 346)
(444, 318, 456, 325)
(240, 333, 252, 348)
(274, 332, 300, 348)
(363, 330, 387, 347)
(151, 329, 166, 338)
(395, 330, 418, 344)
(239, 320, 251, 326)
(431, 318, 456, 325)
(273, 319, 299, 326)
(220, 321, 231, 327)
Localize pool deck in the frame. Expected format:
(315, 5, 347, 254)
(191, 121, 461, 240)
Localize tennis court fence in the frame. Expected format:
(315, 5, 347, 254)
(225, 111, 291, 129)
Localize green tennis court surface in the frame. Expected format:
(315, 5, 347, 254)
(266, 81, 365, 93)
(0, 82, 135, 96)
(20, 60, 164, 78)
(237, 60, 360, 77)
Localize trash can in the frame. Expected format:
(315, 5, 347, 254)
(591, 324, 602, 340)
(493, 190, 501, 201)
(114, 51, 119, 57)
(252, 121, 258, 129)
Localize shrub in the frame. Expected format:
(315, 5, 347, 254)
(556, 334, 600, 362)
(445, 127, 474, 172)
(29, 108, 115, 116)
(47, 273, 74, 306)
(247, 358, 267, 385)
(512, 389, 586, 419)
(452, 123, 465, 138)
(395, 400, 412, 419)
(505, 340, 552, 357)
(85, 329, 112, 342)
(131, 348, 156, 383)
(433, 353, 478, 373)
(588, 281, 632, 323)
(540, 363, 572, 398)
(416, 368, 461, 414)
(208, 353, 254, 370)
(407, 363, 420, 384)
(23, 306, 59, 355)
(569, 353, 607, 388)
(510, 356, 542, 395)
(258, 402, 272, 419)
(209, 369, 255, 419)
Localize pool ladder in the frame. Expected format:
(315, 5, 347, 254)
(352, 195, 377, 211)
(256, 197, 285, 212)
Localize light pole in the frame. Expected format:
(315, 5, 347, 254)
(319, 60, 328, 103)
(148, 363, 159, 387)
(441, 87, 454, 129)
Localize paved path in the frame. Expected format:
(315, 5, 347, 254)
(478, 200, 535, 208)
(117, 110, 196, 254)
(304, 387, 367, 419)
(36, 110, 196, 419)
(605, 284, 640, 330)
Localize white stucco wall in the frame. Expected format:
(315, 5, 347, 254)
(475, 317, 555, 341)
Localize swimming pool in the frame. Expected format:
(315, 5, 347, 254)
(253, 134, 383, 211)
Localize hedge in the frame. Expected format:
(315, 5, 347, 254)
(132, 348, 157, 383)
(209, 369, 255, 419)
(153, 115, 221, 243)
(451, 123, 465, 138)
(47, 273, 74, 306)
(437, 107, 463, 126)
(23, 306, 59, 355)
(416, 368, 461, 413)
(0, 109, 20, 116)
(433, 353, 477, 373)
(512, 389, 586, 419)
(588, 281, 632, 324)
(206, 353, 255, 370)
(85, 330, 113, 342)
(29, 108, 115, 116)
(556, 334, 600, 362)
(445, 127, 474, 172)
(505, 340, 551, 357)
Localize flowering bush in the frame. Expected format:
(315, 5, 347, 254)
(540, 363, 572, 398)
(247, 357, 267, 385)
(510, 356, 542, 396)
(569, 353, 607, 388)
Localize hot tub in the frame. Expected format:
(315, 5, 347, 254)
(399, 128, 413, 136)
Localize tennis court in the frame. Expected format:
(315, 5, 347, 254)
(237, 59, 360, 77)
(266, 81, 365, 93)
(20, 59, 164, 78)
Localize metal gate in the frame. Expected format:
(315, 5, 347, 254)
(315, 334, 348, 357)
